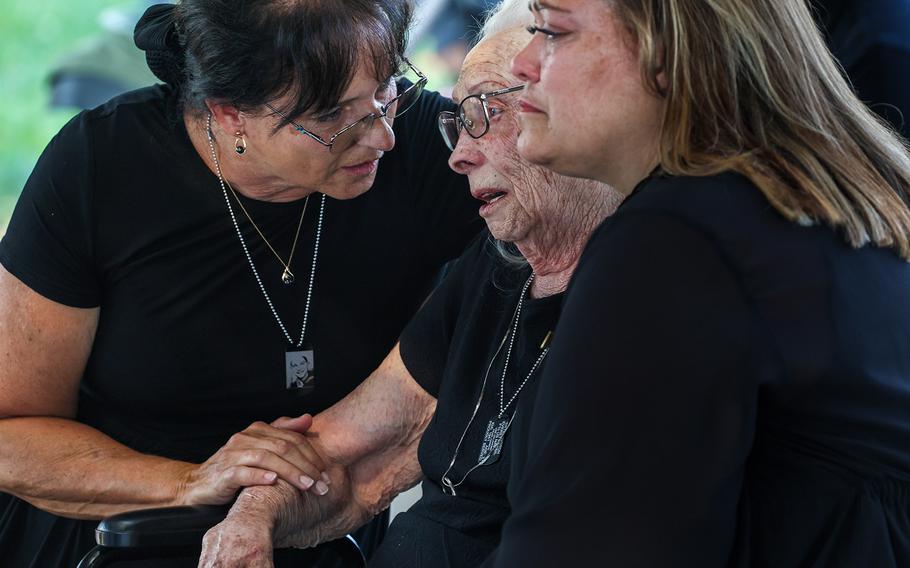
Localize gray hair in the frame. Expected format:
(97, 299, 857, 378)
(477, 0, 531, 44)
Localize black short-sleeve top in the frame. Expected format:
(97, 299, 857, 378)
(0, 83, 482, 463)
(372, 234, 563, 567)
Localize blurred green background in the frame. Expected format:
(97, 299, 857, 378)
(1, 0, 138, 234)
(0, 1, 451, 235)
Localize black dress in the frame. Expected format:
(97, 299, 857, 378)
(487, 172, 910, 567)
(0, 84, 483, 567)
(369, 234, 563, 567)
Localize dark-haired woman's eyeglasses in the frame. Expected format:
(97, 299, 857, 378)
(266, 59, 427, 154)
(436, 84, 525, 151)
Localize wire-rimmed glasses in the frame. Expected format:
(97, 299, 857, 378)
(266, 59, 427, 154)
(437, 84, 525, 151)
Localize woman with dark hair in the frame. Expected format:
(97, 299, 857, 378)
(0, 1, 480, 566)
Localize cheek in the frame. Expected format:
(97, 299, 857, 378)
(486, 133, 523, 177)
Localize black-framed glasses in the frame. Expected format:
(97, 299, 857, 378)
(266, 59, 427, 154)
(437, 84, 525, 151)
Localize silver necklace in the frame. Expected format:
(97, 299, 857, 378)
(206, 113, 325, 393)
(441, 274, 551, 496)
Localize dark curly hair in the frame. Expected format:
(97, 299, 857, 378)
(136, 1, 411, 129)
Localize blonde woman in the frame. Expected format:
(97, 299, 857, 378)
(490, 0, 910, 566)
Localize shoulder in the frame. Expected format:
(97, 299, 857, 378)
(615, 170, 785, 237)
(448, 230, 501, 282)
(581, 171, 806, 285)
(67, 84, 177, 147)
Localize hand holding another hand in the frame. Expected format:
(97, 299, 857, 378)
(182, 415, 331, 506)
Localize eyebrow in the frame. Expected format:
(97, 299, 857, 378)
(466, 80, 508, 95)
(320, 74, 396, 113)
(529, 1, 570, 13)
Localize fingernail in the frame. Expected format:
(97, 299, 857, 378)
(264, 471, 277, 482)
(299, 475, 315, 489)
(321, 471, 332, 485)
(315, 480, 329, 495)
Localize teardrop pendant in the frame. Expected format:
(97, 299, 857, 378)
(281, 267, 295, 285)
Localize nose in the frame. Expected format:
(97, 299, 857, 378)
(362, 115, 396, 152)
(448, 133, 485, 175)
(511, 35, 541, 84)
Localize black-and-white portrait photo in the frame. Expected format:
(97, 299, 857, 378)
(285, 349, 315, 394)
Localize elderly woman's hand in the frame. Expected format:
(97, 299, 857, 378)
(181, 415, 331, 506)
(198, 489, 278, 568)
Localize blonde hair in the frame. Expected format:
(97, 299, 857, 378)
(614, 0, 910, 258)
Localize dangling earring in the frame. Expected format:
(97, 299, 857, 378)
(234, 132, 247, 155)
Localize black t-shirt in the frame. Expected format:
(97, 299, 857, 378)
(0, 84, 482, 567)
(487, 172, 910, 566)
(370, 234, 563, 568)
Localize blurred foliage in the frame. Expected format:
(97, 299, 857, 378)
(0, 0, 132, 233)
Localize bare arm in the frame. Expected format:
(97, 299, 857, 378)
(0, 266, 329, 520)
(199, 343, 435, 565)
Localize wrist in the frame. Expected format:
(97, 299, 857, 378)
(173, 462, 203, 507)
(233, 483, 291, 536)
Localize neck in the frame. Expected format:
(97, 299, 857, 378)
(609, 155, 660, 197)
(518, 182, 619, 299)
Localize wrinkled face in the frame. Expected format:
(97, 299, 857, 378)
(449, 28, 564, 244)
(239, 61, 398, 200)
(511, 0, 663, 191)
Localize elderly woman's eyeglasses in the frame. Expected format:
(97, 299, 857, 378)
(437, 85, 525, 151)
(266, 59, 427, 154)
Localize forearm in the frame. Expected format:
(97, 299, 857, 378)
(208, 343, 435, 552)
(228, 437, 424, 550)
(0, 416, 193, 519)
(310, 344, 436, 465)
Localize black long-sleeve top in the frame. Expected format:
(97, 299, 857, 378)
(486, 171, 910, 567)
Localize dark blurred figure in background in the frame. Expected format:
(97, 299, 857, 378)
(49, 1, 164, 109)
(422, 0, 499, 82)
(813, 0, 910, 138)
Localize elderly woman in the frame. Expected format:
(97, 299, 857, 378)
(485, 0, 910, 565)
(195, 2, 622, 566)
(0, 1, 483, 565)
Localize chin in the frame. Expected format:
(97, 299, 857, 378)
(488, 221, 526, 245)
(323, 173, 377, 200)
(516, 130, 556, 169)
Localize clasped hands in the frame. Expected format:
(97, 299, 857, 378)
(181, 414, 333, 567)
(182, 414, 331, 505)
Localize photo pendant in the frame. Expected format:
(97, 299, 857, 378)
(285, 344, 315, 394)
(478, 417, 511, 465)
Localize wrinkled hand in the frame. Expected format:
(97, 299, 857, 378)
(182, 415, 331, 506)
(198, 500, 275, 568)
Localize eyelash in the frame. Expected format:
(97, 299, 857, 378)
(526, 25, 563, 38)
(315, 109, 342, 123)
(317, 77, 395, 123)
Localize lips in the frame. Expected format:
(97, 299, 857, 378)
(342, 159, 379, 175)
(473, 188, 508, 204)
(518, 99, 544, 113)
